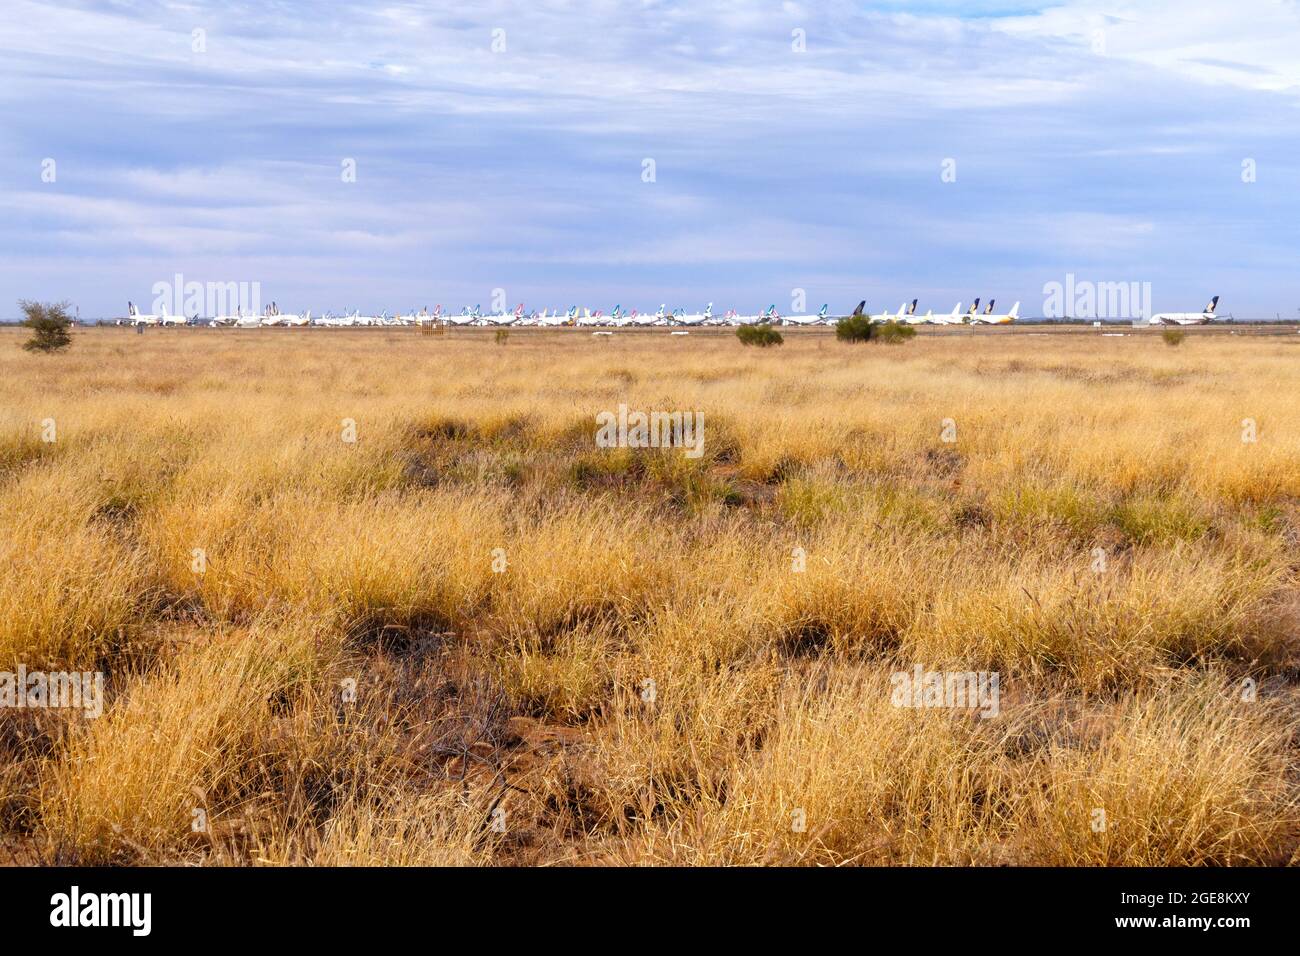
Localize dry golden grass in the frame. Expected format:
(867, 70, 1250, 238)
(2, 324, 1298, 866)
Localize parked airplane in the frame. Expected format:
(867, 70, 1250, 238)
(447, 306, 481, 326)
(895, 301, 939, 325)
(259, 303, 308, 327)
(673, 303, 714, 326)
(1148, 295, 1219, 325)
(880, 299, 920, 323)
(970, 300, 1019, 325)
(535, 307, 576, 327)
(927, 303, 967, 326)
(626, 306, 666, 326)
(126, 302, 162, 326)
(730, 305, 777, 325)
(868, 302, 910, 323)
(782, 304, 830, 326)
(486, 303, 525, 326)
(158, 304, 188, 326)
(605, 305, 631, 327)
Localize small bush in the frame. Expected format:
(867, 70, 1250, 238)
(19, 300, 73, 353)
(495, 328, 510, 345)
(1161, 328, 1186, 347)
(737, 324, 783, 347)
(835, 315, 874, 343)
(874, 320, 917, 344)
(836, 316, 916, 345)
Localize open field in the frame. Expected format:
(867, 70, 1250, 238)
(2, 325, 1298, 866)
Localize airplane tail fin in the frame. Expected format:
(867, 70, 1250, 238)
(1009, 302, 1020, 319)
(909, 299, 918, 316)
(852, 300, 865, 317)
(1205, 295, 1219, 314)
(127, 301, 137, 316)
(984, 299, 995, 315)
(969, 298, 980, 314)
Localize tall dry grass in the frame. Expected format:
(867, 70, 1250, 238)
(1, 325, 1297, 865)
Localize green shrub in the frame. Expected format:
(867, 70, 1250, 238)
(835, 315, 874, 343)
(737, 324, 783, 347)
(836, 316, 916, 344)
(874, 320, 917, 344)
(19, 300, 73, 353)
(1161, 328, 1186, 347)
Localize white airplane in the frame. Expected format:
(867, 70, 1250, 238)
(126, 302, 161, 326)
(259, 303, 308, 327)
(897, 300, 938, 325)
(479, 304, 524, 326)
(969, 300, 1019, 325)
(126, 302, 159, 325)
(447, 306, 481, 327)
(601, 305, 628, 327)
(1148, 295, 1219, 325)
(953, 298, 984, 324)
(782, 304, 830, 326)
(533, 307, 575, 327)
(869, 302, 913, 323)
(335, 309, 379, 326)
(210, 305, 257, 327)
(157, 304, 189, 326)
(618, 306, 661, 327)
(673, 303, 714, 326)
(928, 303, 968, 326)
(729, 304, 777, 326)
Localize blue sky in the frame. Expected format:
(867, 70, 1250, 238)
(2, 0, 1299, 318)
